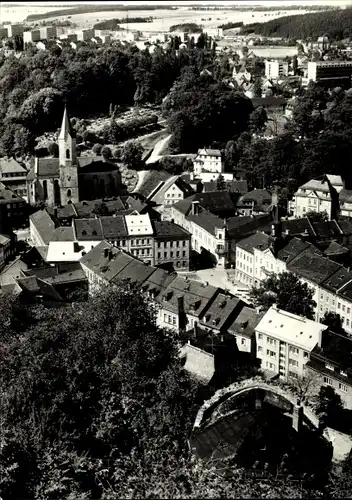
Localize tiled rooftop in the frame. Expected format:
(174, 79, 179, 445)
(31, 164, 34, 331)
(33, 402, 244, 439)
(236, 232, 270, 254)
(288, 248, 341, 285)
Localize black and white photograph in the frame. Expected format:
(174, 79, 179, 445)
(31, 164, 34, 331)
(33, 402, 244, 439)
(0, 0, 352, 498)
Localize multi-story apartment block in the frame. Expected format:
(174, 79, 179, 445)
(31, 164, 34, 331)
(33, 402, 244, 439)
(4, 24, 24, 37)
(171, 199, 229, 267)
(0, 185, 27, 232)
(153, 220, 191, 271)
(308, 60, 352, 88)
(76, 29, 95, 41)
(23, 30, 41, 44)
(39, 26, 57, 40)
(255, 305, 327, 380)
(265, 60, 289, 80)
(192, 148, 234, 183)
(306, 330, 352, 409)
(0, 28, 9, 39)
(289, 174, 343, 220)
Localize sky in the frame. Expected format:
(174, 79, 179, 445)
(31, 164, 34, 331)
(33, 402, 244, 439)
(6, 0, 352, 6)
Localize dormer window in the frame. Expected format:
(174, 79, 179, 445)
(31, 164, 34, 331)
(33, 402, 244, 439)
(341, 370, 348, 377)
(325, 363, 334, 371)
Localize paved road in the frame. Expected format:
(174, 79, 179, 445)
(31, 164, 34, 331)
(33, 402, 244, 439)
(145, 134, 172, 165)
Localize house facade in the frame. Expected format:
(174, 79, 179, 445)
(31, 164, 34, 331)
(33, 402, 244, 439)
(288, 174, 343, 219)
(255, 305, 327, 380)
(192, 148, 234, 183)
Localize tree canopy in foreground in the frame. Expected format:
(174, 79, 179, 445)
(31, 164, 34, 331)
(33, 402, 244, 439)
(0, 284, 348, 498)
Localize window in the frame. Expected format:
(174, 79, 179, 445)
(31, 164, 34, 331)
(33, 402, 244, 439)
(288, 371, 298, 379)
(258, 346, 263, 352)
(338, 302, 341, 309)
(170, 251, 174, 258)
(258, 333, 262, 341)
(342, 305, 346, 312)
(183, 251, 186, 257)
(324, 376, 333, 386)
(326, 363, 334, 371)
(183, 241, 186, 246)
(266, 350, 276, 357)
(164, 252, 167, 258)
(168, 315, 171, 323)
(288, 359, 299, 367)
(267, 337, 277, 346)
(289, 346, 299, 355)
(172, 317, 176, 326)
(176, 261, 181, 267)
(339, 383, 348, 393)
(303, 351, 309, 358)
(348, 307, 351, 314)
(66, 149, 70, 159)
(241, 338, 246, 345)
(347, 319, 350, 327)
(182, 261, 187, 267)
(176, 251, 180, 257)
(158, 252, 161, 258)
(158, 242, 161, 248)
(164, 314, 167, 322)
(67, 189, 72, 198)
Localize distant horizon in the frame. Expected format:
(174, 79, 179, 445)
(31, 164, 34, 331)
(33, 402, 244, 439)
(2, 0, 351, 6)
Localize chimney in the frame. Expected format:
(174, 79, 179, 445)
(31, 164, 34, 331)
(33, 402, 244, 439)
(34, 157, 39, 176)
(292, 402, 303, 433)
(103, 248, 109, 258)
(191, 200, 200, 216)
(178, 295, 187, 332)
(193, 321, 198, 338)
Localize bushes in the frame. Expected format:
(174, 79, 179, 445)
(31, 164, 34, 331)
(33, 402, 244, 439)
(92, 143, 102, 155)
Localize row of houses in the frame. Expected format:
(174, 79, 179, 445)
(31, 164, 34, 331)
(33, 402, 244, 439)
(29, 207, 191, 271)
(77, 241, 352, 410)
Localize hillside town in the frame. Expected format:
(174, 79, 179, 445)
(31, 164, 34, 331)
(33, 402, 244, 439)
(2, 2, 352, 499)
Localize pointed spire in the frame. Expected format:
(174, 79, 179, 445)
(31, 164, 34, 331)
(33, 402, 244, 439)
(59, 106, 75, 140)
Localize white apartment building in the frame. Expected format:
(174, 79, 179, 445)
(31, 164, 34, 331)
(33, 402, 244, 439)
(289, 174, 344, 219)
(39, 26, 57, 40)
(76, 29, 95, 41)
(170, 200, 229, 267)
(192, 148, 233, 183)
(308, 60, 352, 83)
(24, 30, 41, 44)
(265, 60, 289, 80)
(255, 305, 327, 380)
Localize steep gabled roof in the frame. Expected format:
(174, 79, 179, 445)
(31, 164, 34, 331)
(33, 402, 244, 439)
(30, 209, 56, 245)
(59, 106, 75, 140)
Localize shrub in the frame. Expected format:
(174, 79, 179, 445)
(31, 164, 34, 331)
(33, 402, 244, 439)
(92, 143, 102, 155)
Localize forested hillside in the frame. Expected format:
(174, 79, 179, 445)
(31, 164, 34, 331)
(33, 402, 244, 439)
(93, 17, 153, 30)
(241, 8, 352, 40)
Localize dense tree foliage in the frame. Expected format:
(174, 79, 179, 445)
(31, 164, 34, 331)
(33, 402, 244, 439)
(218, 21, 244, 30)
(242, 8, 352, 40)
(26, 5, 169, 21)
(320, 311, 345, 335)
(0, 39, 232, 158)
(236, 84, 352, 192)
(163, 68, 253, 153)
(250, 272, 316, 319)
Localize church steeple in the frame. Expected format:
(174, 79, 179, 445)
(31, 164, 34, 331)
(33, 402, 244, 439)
(59, 106, 76, 140)
(58, 106, 77, 166)
(58, 106, 79, 205)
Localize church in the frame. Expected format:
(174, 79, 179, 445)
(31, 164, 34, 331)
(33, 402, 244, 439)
(26, 108, 123, 207)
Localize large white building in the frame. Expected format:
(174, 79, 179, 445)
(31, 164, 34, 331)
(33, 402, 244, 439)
(192, 148, 234, 183)
(265, 60, 289, 80)
(255, 305, 328, 380)
(288, 174, 344, 219)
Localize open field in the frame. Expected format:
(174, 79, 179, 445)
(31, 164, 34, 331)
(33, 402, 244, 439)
(0, 5, 332, 30)
(27, 8, 317, 31)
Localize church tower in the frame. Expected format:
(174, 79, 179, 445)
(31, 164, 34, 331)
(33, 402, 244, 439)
(58, 107, 79, 205)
